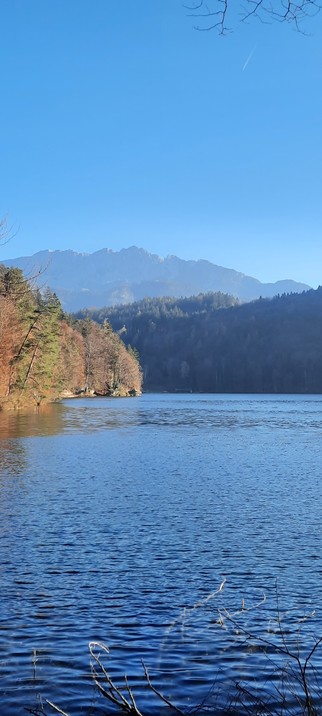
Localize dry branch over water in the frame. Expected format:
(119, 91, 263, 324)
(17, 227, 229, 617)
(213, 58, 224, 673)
(27, 582, 322, 716)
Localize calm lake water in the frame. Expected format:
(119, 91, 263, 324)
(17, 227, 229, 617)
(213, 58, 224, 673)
(1, 394, 322, 715)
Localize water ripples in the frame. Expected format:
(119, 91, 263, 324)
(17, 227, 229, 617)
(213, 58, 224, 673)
(1, 394, 322, 713)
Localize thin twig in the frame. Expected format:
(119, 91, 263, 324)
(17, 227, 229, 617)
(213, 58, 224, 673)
(142, 662, 187, 715)
(44, 701, 69, 716)
(89, 641, 144, 715)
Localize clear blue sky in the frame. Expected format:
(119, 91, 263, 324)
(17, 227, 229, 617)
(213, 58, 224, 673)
(1, 0, 321, 286)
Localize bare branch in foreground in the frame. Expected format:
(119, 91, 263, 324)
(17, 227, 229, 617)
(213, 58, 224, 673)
(142, 661, 186, 715)
(89, 641, 144, 715)
(0, 215, 17, 246)
(185, 0, 321, 33)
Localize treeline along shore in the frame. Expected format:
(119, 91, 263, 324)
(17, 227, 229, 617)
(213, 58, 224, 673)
(3, 261, 322, 405)
(0, 266, 142, 410)
(77, 288, 322, 394)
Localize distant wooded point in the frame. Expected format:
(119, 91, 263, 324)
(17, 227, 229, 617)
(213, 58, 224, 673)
(0, 266, 142, 410)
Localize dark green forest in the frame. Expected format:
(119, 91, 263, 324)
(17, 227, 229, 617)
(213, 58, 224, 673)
(77, 289, 322, 393)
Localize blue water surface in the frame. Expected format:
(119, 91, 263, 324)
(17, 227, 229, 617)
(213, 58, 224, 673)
(1, 394, 322, 714)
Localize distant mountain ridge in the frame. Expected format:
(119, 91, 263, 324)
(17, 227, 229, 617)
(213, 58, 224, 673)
(2, 247, 310, 312)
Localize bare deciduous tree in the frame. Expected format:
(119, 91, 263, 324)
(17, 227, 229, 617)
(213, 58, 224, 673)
(0, 215, 17, 246)
(184, 0, 321, 34)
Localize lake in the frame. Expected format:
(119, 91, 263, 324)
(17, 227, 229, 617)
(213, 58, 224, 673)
(1, 394, 322, 715)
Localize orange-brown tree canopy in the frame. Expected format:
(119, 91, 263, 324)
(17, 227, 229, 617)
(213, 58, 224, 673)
(0, 266, 142, 409)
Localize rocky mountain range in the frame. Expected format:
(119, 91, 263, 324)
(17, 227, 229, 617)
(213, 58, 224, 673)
(2, 247, 310, 312)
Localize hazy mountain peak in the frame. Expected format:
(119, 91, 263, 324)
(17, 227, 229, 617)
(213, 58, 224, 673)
(2, 246, 310, 312)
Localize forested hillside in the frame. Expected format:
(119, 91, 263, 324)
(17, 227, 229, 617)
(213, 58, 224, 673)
(79, 292, 239, 323)
(77, 289, 322, 393)
(0, 266, 142, 409)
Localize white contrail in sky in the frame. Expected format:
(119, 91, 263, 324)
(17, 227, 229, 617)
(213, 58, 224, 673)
(242, 44, 257, 71)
